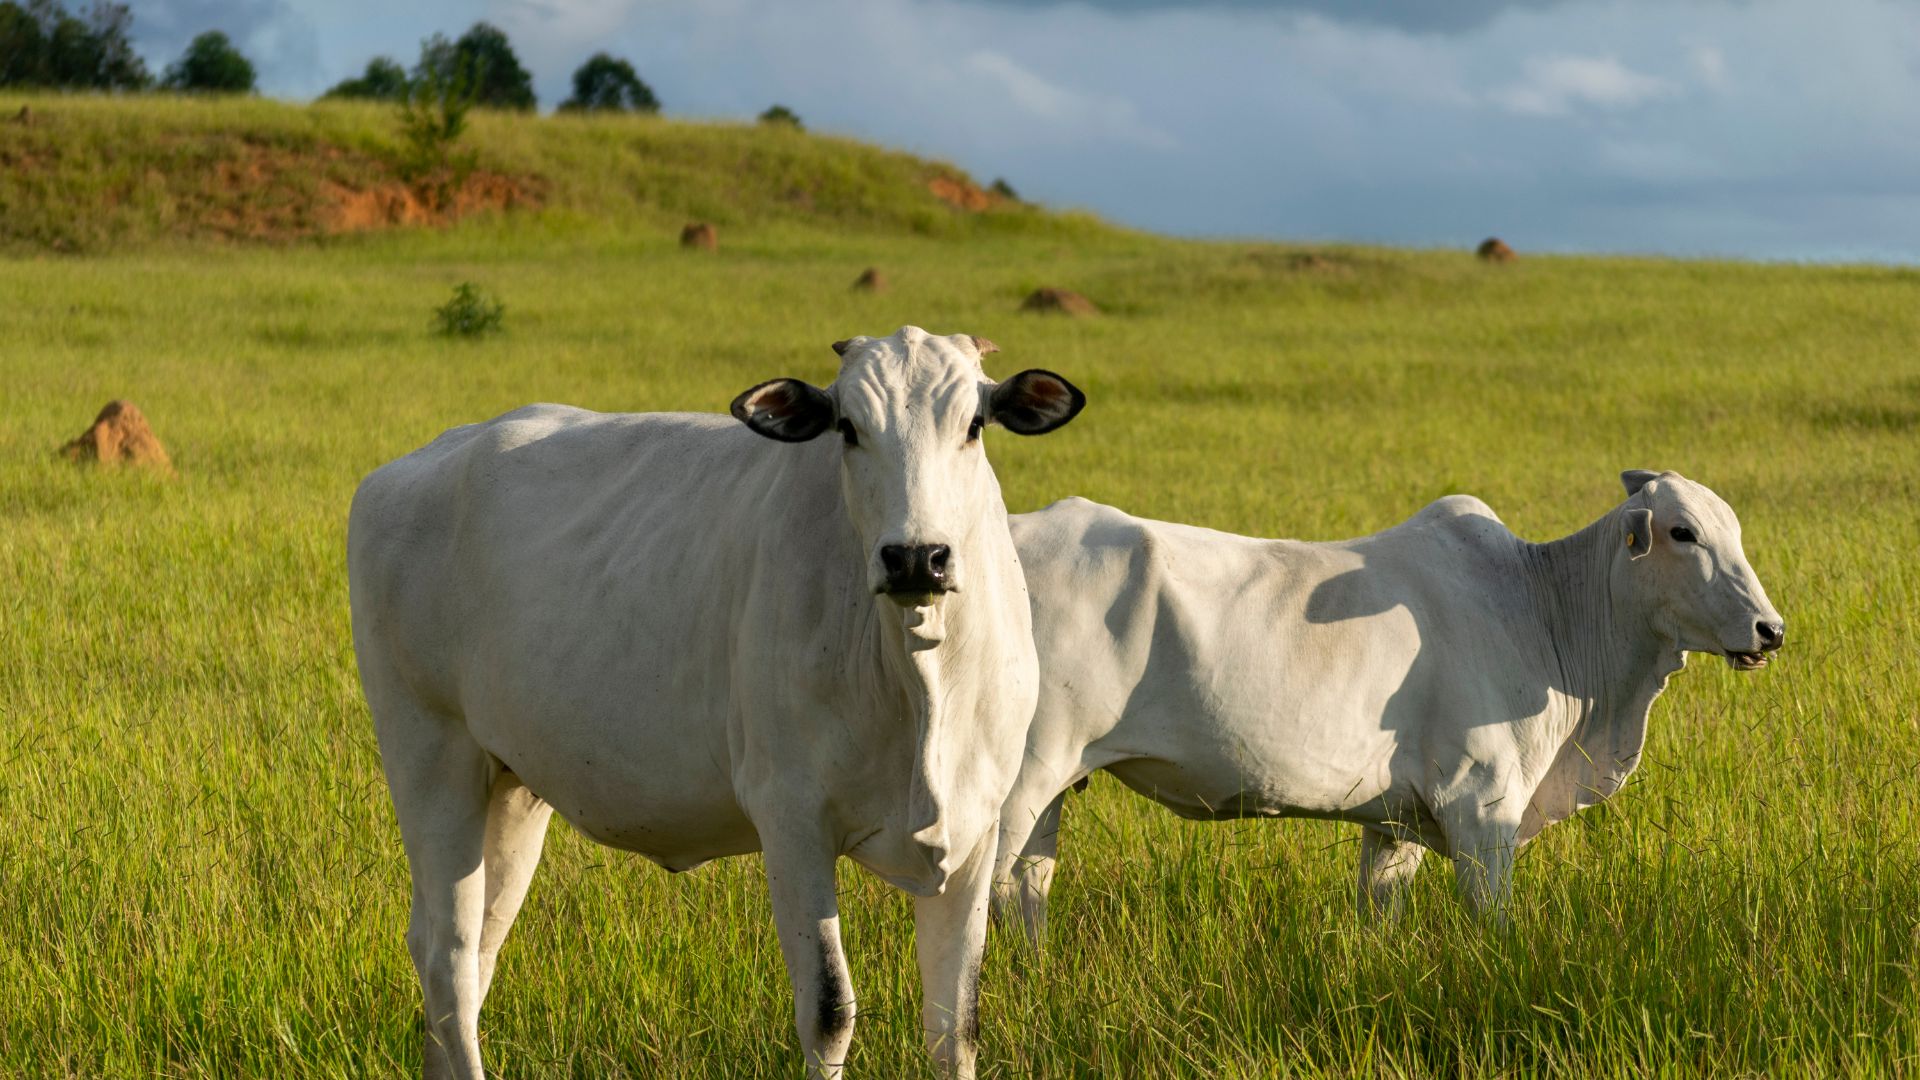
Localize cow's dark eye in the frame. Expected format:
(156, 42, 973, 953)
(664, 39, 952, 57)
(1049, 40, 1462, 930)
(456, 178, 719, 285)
(966, 417, 984, 444)
(1670, 526, 1696, 543)
(837, 419, 858, 448)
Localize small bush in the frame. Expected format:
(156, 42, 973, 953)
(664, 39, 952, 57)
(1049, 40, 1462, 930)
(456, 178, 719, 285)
(432, 282, 504, 337)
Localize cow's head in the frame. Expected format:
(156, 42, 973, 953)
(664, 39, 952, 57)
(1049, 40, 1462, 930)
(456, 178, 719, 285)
(1617, 469, 1785, 670)
(731, 326, 1084, 605)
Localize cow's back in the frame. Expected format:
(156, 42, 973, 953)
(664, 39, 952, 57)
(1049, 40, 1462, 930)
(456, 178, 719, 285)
(1013, 494, 1557, 829)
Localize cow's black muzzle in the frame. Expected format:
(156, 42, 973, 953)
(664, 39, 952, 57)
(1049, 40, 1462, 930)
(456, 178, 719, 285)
(879, 544, 951, 599)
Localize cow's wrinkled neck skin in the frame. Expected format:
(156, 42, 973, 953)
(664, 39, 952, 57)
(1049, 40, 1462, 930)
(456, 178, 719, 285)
(786, 438, 1027, 894)
(1516, 506, 1686, 837)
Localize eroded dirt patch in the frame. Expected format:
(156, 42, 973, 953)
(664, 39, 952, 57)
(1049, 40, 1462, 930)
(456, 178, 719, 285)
(2, 127, 546, 249)
(324, 170, 545, 235)
(928, 174, 1002, 213)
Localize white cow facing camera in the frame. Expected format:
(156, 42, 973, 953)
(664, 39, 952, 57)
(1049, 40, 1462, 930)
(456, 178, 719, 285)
(349, 326, 1084, 1079)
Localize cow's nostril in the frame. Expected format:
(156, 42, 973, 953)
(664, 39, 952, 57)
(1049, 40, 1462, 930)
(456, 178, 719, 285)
(880, 546, 909, 575)
(927, 545, 951, 578)
(1757, 621, 1784, 649)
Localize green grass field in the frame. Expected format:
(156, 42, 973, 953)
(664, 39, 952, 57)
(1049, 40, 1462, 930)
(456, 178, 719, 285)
(3, 94, 1919, 1078)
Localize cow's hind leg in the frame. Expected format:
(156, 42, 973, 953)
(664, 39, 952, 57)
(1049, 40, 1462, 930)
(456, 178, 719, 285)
(476, 772, 555, 1002)
(992, 791, 1065, 950)
(1355, 826, 1425, 922)
(1436, 772, 1524, 924)
(916, 832, 997, 1079)
(379, 710, 494, 1080)
(763, 837, 856, 1080)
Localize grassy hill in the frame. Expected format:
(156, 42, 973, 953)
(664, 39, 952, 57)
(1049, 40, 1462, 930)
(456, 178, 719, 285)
(3, 94, 1919, 1078)
(0, 92, 1108, 252)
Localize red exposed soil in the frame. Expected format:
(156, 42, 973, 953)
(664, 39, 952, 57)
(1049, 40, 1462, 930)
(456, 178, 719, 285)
(325, 171, 544, 234)
(928, 175, 1002, 213)
(16, 133, 545, 244)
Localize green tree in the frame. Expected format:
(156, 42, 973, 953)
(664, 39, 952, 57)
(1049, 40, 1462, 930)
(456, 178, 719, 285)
(160, 29, 253, 93)
(559, 52, 657, 113)
(77, 2, 146, 88)
(323, 55, 407, 102)
(451, 21, 533, 111)
(0, 1, 149, 89)
(0, 3, 46, 85)
(395, 33, 481, 201)
(759, 103, 802, 130)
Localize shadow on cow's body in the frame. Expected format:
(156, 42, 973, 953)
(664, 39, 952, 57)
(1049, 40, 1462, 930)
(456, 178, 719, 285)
(995, 471, 1782, 939)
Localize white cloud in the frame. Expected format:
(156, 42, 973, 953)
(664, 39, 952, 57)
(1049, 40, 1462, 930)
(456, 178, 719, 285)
(1490, 53, 1676, 116)
(961, 50, 1178, 150)
(1689, 45, 1729, 92)
(489, 0, 648, 80)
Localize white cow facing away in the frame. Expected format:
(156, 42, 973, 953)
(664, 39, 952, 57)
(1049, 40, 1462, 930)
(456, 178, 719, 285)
(995, 470, 1784, 940)
(348, 327, 1085, 1079)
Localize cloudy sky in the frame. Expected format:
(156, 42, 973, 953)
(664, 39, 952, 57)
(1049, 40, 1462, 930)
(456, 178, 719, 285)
(127, 0, 1920, 262)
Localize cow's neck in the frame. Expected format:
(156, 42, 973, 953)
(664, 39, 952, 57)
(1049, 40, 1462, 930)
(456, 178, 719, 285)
(1517, 508, 1684, 825)
(851, 500, 1025, 877)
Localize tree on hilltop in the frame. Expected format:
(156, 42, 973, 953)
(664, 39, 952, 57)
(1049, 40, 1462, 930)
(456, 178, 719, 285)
(323, 55, 408, 102)
(759, 103, 802, 130)
(0, 0, 150, 89)
(160, 29, 254, 93)
(559, 52, 657, 113)
(448, 21, 534, 111)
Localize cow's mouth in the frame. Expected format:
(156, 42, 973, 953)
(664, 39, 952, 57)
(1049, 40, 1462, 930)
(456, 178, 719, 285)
(881, 588, 941, 606)
(1725, 650, 1770, 671)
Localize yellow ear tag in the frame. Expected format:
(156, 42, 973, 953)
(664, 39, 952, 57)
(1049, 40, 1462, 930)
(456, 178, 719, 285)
(1625, 532, 1636, 548)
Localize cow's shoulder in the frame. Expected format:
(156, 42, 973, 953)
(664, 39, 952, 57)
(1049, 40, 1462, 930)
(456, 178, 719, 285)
(1409, 493, 1504, 530)
(1326, 494, 1529, 620)
(1384, 494, 1519, 559)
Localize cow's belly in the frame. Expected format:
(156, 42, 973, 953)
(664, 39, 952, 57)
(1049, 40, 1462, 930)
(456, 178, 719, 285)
(1102, 734, 1410, 823)
(1096, 609, 1430, 830)
(471, 702, 759, 872)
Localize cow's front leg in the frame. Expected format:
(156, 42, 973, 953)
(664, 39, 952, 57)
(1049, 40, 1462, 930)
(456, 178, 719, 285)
(763, 839, 856, 1080)
(915, 831, 996, 1079)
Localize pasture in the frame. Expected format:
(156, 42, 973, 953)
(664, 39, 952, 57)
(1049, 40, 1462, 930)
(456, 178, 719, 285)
(3, 96, 1920, 1077)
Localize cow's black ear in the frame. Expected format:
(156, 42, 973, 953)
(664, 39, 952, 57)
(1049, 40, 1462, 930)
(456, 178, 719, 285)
(989, 369, 1085, 436)
(731, 379, 835, 442)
